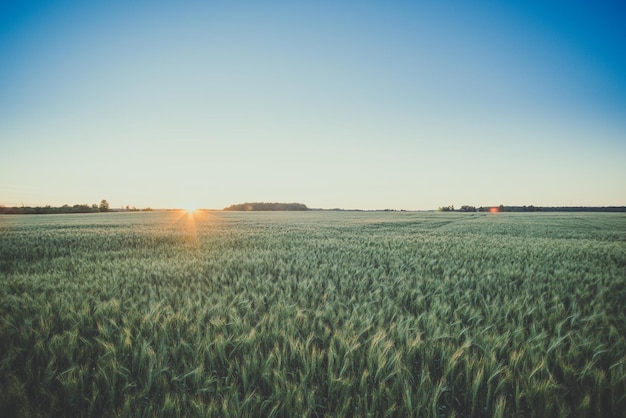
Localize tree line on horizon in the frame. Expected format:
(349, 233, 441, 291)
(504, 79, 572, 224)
(438, 204, 626, 213)
(3, 200, 624, 214)
(0, 200, 168, 215)
(0, 200, 111, 215)
(223, 202, 309, 211)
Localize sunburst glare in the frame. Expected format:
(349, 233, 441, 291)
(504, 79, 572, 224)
(171, 207, 202, 248)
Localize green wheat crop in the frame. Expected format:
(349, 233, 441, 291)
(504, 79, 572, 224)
(1, 211, 624, 417)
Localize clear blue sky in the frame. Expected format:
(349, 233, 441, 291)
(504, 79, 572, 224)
(1, 0, 624, 210)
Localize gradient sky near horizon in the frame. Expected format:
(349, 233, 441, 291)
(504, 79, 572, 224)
(1, 0, 625, 210)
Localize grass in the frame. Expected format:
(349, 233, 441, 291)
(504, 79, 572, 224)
(1, 211, 625, 417)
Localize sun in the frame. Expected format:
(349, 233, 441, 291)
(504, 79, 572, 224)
(181, 204, 200, 216)
(182, 207, 200, 218)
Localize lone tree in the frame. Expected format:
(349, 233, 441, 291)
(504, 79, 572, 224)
(99, 199, 110, 212)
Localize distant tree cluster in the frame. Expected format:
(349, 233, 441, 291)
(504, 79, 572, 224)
(224, 202, 309, 211)
(439, 204, 626, 213)
(439, 205, 478, 212)
(0, 200, 110, 214)
(122, 205, 151, 212)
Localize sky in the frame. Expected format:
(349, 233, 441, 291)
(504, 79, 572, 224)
(1, 0, 625, 210)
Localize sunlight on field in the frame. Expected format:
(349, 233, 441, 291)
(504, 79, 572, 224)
(174, 208, 202, 247)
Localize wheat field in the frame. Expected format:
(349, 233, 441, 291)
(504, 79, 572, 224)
(1, 211, 624, 417)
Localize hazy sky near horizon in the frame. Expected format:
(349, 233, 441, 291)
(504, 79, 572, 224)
(1, 0, 625, 210)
